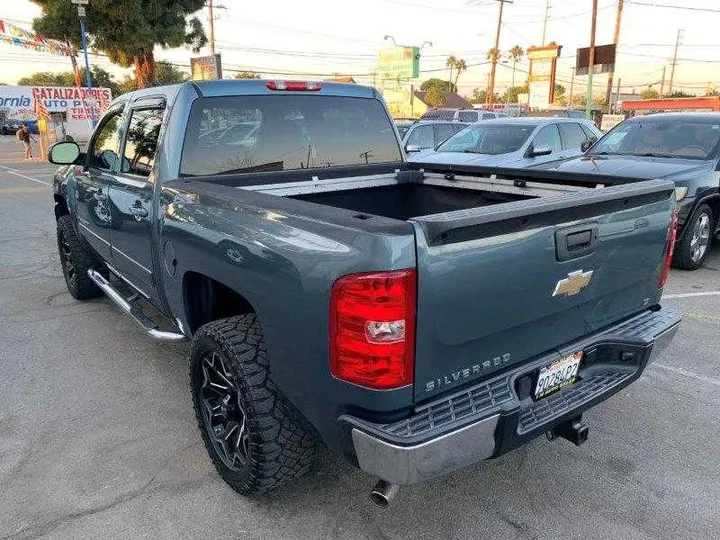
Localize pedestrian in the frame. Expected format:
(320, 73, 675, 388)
(16, 123, 36, 160)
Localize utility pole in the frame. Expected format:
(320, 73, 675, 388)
(569, 68, 575, 107)
(668, 29, 683, 96)
(486, 0, 512, 108)
(604, 0, 623, 113)
(614, 77, 621, 113)
(541, 0, 550, 46)
(208, 0, 216, 56)
(659, 65, 666, 97)
(585, 0, 599, 119)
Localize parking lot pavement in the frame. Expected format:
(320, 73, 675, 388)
(0, 161, 718, 540)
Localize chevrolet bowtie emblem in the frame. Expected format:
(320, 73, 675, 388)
(553, 270, 594, 297)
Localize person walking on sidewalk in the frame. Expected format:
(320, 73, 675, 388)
(16, 124, 36, 160)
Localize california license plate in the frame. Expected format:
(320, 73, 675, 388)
(534, 351, 582, 400)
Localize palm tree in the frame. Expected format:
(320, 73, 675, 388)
(453, 58, 467, 87)
(509, 45, 524, 91)
(446, 55, 457, 91)
(486, 48, 500, 62)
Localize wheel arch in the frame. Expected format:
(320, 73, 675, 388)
(182, 271, 257, 335)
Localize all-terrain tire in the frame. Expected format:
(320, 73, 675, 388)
(190, 314, 318, 495)
(672, 204, 715, 270)
(56, 215, 104, 299)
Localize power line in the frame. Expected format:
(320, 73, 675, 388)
(626, 1, 720, 13)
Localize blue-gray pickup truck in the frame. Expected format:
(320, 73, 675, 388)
(48, 80, 681, 506)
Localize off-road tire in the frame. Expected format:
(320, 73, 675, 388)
(190, 314, 318, 495)
(672, 204, 715, 270)
(56, 215, 104, 300)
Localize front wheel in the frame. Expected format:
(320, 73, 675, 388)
(672, 204, 715, 270)
(56, 215, 105, 299)
(190, 314, 317, 495)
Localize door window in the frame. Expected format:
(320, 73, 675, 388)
(457, 110, 479, 122)
(558, 122, 588, 150)
(90, 108, 124, 170)
(407, 124, 434, 148)
(531, 125, 561, 153)
(121, 108, 165, 177)
(433, 123, 456, 146)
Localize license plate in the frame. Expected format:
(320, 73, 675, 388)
(534, 351, 582, 400)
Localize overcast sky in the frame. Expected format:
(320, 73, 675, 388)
(2, 0, 719, 96)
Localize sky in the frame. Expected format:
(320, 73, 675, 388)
(2, 0, 720, 98)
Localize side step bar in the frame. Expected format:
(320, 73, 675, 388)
(87, 269, 186, 342)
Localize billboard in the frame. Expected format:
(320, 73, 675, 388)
(191, 54, 223, 80)
(378, 46, 420, 81)
(527, 45, 562, 109)
(0, 85, 111, 143)
(575, 44, 616, 76)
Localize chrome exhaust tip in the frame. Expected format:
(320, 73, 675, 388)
(370, 479, 399, 508)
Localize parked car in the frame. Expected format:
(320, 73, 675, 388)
(48, 80, 680, 505)
(531, 113, 720, 269)
(0, 119, 23, 135)
(420, 108, 507, 123)
(402, 120, 468, 153)
(409, 117, 601, 169)
(394, 118, 416, 138)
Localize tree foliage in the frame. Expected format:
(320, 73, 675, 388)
(486, 48, 501, 62)
(420, 78, 456, 94)
(639, 88, 659, 100)
(233, 71, 261, 79)
(471, 88, 499, 105)
(509, 45, 524, 63)
(30, 0, 206, 88)
(18, 66, 120, 95)
(666, 90, 696, 98)
(424, 84, 447, 108)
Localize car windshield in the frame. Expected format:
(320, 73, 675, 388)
(589, 119, 720, 159)
(436, 124, 535, 155)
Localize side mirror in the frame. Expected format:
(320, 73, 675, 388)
(48, 141, 81, 165)
(530, 145, 553, 157)
(580, 138, 597, 152)
(405, 144, 422, 153)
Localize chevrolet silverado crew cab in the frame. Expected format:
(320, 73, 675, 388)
(48, 80, 681, 506)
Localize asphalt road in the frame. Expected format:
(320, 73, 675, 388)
(1, 145, 718, 540)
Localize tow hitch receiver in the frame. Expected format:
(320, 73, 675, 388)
(547, 416, 589, 446)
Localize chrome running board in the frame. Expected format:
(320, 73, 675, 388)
(87, 269, 186, 342)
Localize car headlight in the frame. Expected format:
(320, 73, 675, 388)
(675, 186, 688, 201)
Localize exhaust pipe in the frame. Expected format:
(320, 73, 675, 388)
(547, 416, 589, 447)
(370, 479, 399, 508)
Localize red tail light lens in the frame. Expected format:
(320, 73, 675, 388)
(659, 209, 679, 288)
(329, 270, 416, 389)
(266, 80, 322, 91)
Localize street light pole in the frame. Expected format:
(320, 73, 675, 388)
(71, 0, 95, 126)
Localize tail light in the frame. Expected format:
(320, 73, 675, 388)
(266, 80, 322, 91)
(329, 270, 416, 389)
(659, 209, 679, 288)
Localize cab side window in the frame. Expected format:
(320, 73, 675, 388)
(532, 124, 561, 153)
(121, 108, 165, 177)
(407, 124, 434, 148)
(90, 108, 124, 170)
(558, 122, 588, 150)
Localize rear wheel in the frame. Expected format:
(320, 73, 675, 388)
(672, 204, 715, 270)
(190, 314, 317, 495)
(56, 215, 104, 299)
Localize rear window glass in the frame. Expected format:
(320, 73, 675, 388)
(180, 95, 401, 176)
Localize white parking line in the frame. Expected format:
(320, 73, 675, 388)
(653, 363, 720, 388)
(0, 164, 51, 186)
(664, 291, 720, 299)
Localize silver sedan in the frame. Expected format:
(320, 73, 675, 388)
(408, 117, 602, 169)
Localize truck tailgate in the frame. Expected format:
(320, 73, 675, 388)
(411, 179, 675, 401)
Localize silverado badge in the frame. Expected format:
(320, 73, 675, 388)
(553, 270, 594, 297)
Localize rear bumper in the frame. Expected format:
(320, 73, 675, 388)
(341, 304, 681, 485)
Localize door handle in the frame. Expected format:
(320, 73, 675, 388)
(130, 206, 148, 220)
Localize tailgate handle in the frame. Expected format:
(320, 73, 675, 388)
(556, 225, 598, 261)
